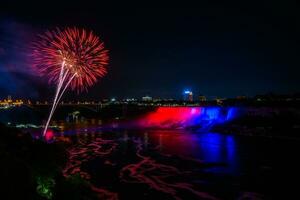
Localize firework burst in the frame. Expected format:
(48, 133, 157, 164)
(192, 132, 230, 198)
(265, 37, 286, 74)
(31, 27, 109, 136)
(32, 27, 109, 92)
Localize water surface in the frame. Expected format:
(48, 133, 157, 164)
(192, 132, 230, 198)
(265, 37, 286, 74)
(52, 125, 284, 200)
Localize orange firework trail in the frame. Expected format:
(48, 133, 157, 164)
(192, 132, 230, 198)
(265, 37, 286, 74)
(31, 27, 109, 137)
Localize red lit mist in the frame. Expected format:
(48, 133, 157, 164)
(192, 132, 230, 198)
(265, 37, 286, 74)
(137, 107, 237, 130)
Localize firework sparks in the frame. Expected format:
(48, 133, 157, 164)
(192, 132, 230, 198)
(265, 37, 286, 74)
(32, 27, 109, 91)
(31, 27, 109, 136)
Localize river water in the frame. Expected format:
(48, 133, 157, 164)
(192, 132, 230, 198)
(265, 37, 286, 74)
(45, 119, 296, 200)
(2, 106, 298, 199)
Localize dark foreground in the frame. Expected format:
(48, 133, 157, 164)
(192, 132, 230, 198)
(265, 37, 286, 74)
(2, 122, 299, 200)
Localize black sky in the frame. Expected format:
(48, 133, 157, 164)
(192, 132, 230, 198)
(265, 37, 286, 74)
(0, 1, 299, 100)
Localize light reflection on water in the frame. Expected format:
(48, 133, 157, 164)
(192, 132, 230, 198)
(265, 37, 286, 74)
(142, 131, 238, 174)
(50, 120, 274, 199)
(45, 119, 270, 175)
(53, 120, 264, 177)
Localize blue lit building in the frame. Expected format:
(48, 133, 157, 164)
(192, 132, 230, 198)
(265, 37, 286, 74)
(183, 90, 193, 101)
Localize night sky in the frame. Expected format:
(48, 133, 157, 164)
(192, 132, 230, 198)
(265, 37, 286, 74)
(0, 1, 299, 100)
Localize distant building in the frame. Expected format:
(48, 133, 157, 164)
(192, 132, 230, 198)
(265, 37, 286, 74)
(124, 98, 137, 102)
(199, 95, 207, 101)
(215, 97, 226, 105)
(142, 96, 152, 101)
(153, 98, 162, 102)
(183, 90, 193, 101)
(0, 96, 23, 108)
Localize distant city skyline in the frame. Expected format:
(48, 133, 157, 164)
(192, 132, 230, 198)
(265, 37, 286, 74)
(1, 92, 299, 102)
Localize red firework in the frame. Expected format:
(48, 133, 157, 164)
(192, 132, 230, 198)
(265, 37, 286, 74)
(31, 27, 109, 92)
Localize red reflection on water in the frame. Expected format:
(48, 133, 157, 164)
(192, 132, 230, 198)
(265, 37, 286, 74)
(62, 135, 119, 198)
(120, 137, 218, 200)
(63, 137, 117, 179)
(148, 130, 199, 157)
(91, 186, 118, 200)
(60, 130, 222, 199)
